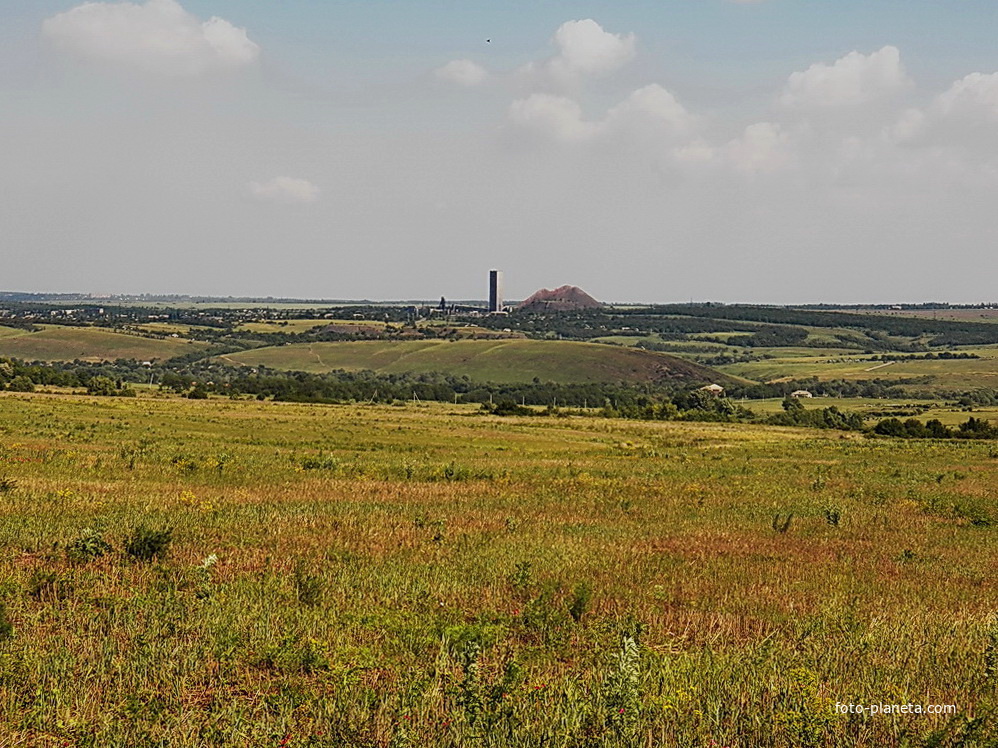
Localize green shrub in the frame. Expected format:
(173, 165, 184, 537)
(568, 581, 593, 623)
(7, 376, 34, 393)
(125, 525, 173, 562)
(66, 528, 112, 564)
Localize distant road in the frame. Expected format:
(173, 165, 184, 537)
(864, 361, 896, 372)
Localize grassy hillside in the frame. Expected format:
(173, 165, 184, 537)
(218, 339, 735, 385)
(0, 324, 208, 362)
(718, 347, 998, 390)
(0, 325, 30, 340)
(0, 393, 992, 745)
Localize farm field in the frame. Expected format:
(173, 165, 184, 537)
(217, 339, 734, 386)
(717, 349, 998, 390)
(0, 325, 209, 363)
(744, 396, 998, 425)
(0, 393, 993, 746)
(854, 308, 998, 324)
(237, 319, 338, 335)
(132, 322, 215, 336)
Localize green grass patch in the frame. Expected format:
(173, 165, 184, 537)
(218, 338, 731, 385)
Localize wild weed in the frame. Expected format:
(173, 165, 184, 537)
(772, 513, 794, 534)
(509, 561, 532, 597)
(125, 525, 173, 562)
(294, 562, 324, 607)
(985, 614, 998, 683)
(0, 603, 12, 643)
(26, 569, 71, 602)
(567, 581, 592, 623)
(604, 631, 641, 733)
(65, 528, 112, 564)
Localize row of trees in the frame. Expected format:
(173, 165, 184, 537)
(874, 416, 998, 439)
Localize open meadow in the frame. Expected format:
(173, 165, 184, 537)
(0, 392, 993, 746)
(218, 339, 729, 386)
(0, 326, 208, 364)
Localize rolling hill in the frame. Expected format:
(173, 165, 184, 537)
(0, 325, 209, 363)
(216, 339, 737, 385)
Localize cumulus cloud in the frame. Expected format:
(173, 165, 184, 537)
(518, 19, 636, 87)
(726, 122, 793, 173)
(247, 177, 320, 205)
(550, 19, 636, 77)
(781, 46, 909, 108)
(434, 59, 488, 87)
(935, 72, 998, 121)
(604, 84, 695, 136)
(42, 0, 260, 77)
(507, 83, 694, 147)
(507, 94, 598, 143)
(889, 71, 998, 149)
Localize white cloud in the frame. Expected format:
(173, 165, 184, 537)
(935, 72, 998, 121)
(507, 94, 598, 143)
(550, 19, 636, 77)
(42, 0, 259, 77)
(726, 122, 793, 173)
(435, 59, 488, 87)
(605, 84, 695, 136)
(781, 46, 909, 108)
(519, 19, 635, 86)
(248, 177, 320, 205)
(507, 83, 695, 148)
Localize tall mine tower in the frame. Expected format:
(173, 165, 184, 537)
(488, 269, 503, 313)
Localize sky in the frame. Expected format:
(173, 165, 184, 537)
(3, 1, 998, 303)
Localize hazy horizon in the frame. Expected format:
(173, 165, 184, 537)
(4, 1, 998, 304)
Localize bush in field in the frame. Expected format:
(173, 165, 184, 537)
(86, 376, 119, 396)
(125, 525, 173, 562)
(66, 528, 112, 564)
(7, 376, 34, 393)
(567, 581, 592, 623)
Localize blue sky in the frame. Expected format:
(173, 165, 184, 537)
(3, 0, 998, 302)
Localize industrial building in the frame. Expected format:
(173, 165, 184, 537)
(488, 269, 503, 313)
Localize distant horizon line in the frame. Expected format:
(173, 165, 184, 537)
(1, 291, 996, 309)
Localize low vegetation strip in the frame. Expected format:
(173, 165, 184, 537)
(0, 393, 993, 745)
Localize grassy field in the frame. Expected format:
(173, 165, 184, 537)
(0, 326, 31, 341)
(0, 325, 208, 363)
(854, 309, 998, 324)
(744, 396, 998, 425)
(131, 323, 214, 336)
(218, 339, 734, 386)
(0, 392, 993, 746)
(237, 320, 339, 335)
(717, 348, 998, 390)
